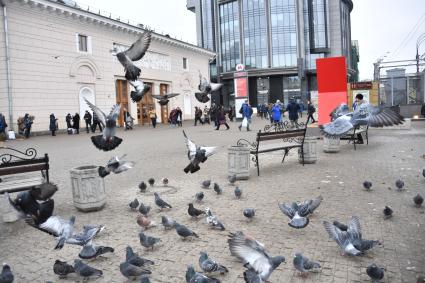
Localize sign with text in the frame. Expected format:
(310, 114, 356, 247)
(350, 81, 373, 90)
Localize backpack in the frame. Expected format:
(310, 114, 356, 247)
(310, 105, 316, 113)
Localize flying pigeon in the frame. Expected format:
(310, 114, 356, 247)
(366, 263, 385, 282)
(98, 155, 134, 178)
(395, 179, 405, 191)
(243, 208, 255, 221)
(243, 268, 262, 283)
(73, 259, 103, 280)
(129, 198, 140, 210)
(320, 103, 404, 138)
(84, 98, 122, 151)
(78, 243, 114, 260)
(213, 183, 222, 195)
(120, 262, 151, 280)
(161, 215, 176, 230)
(129, 79, 151, 102)
(137, 215, 156, 229)
(151, 93, 180, 106)
(53, 260, 75, 278)
(205, 208, 225, 230)
(304, 195, 323, 214)
(278, 202, 310, 229)
(201, 180, 211, 189)
(175, 223, 199, 239)
(141, 277, 151, 283)
(53, 216, 75, 249)
(188, 203, 205, 218)
(234, 187, 242, 199)
(30, 182, 58, 201)
(332, 220, 348, 231)
(162, 178, 169, 186)
(228, 231, 285, 281)
(138, 202, 151, 216)
(154, 192, 172, 209)
(195, 192, 204, 202)
(228, 174, 237, 185)
(139, 232, 161, 250)
(383, 206, 393, 218)
(126, 246, 155, 267)
(414, 194, 424, 207)
(148, 178, 155, 186)
(186, 265, 220, 283)
(139, 181, 147, 192)
(199, 252, 228, 274)
(195, 71, 223, 103)
(363, 181, 372, 191)
(0, 264, 14, 283)
(293, 253, 321, 276)
(116, 31, 151, 81)
(183, 130, 217, 174)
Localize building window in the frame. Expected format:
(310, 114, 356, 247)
(201, 0, 216, 51)
(78, 34, 88, 52)
(183, 57, 188, 69)
(303, 0, 324, 69)
(307, 0, 329, 53)
(219, 1, 240, 73)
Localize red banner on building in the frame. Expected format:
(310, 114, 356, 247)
(234, 77, 248, 98)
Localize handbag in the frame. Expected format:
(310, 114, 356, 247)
(241, 117, 248, 128)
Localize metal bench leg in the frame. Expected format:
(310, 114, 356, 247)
(353, 130, 357, 151)
(256, 155, 260, 176)
(281, 149, 289, 164)
(301, 146, 305, 166)
(366, 131, 369, 145)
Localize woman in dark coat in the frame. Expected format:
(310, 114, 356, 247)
(49, 114, 58, 136)
(72, 113, 80, 134)
(215, 106, 230, 130)
(65, 113, 72, 130)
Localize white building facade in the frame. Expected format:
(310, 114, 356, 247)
(0, 0, 215, 132)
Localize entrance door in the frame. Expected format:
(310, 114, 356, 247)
(79, 86, 95, 117)
(137, 82, 154, 125)
(160, 84, 169, 124)
(115, 79, 129, 127)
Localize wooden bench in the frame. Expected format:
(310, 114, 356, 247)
(237, 121, 308, 176)
(0, 147, 49, 194)
(340, 125, 369, 150)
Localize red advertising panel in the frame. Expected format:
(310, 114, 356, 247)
(234, 77, 248, 98)
(316, 57, 347, 125)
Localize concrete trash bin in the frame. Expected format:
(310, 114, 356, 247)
(298, 136, 318, 164)
(0, 193, 20, 223)
(323, 136, 340, 153)
(70, 165, 106, 212)
(228, 145, 250, 180)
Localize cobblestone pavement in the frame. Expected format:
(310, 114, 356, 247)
(1, 117, 424, 283)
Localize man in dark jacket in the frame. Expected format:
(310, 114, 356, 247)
(72, 113, 80, 134)
(49, 114, 58, 136)
(194, 107, 204, 126)
(306, 100, 316, 123)
(23, 113, 33, 138)
(92, 111, 103, 133)
(83, 110, 92, 133)
(65, 113, 72, 131)
(286, 97, 300, 128)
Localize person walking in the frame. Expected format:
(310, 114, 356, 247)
(72, 113, 80, 134)
(306, 100, 316, 123)
(0, 113, 8, 139)
(210, 103, 218, 127)
(65, 113, 72, 133)
(271, 102, 282, 124)
(286, 97, 300, 128)
(123, 108, 134, 130)
(203, 106, 210, 124)
(228, 106, 234, 122)
(49, 113, 58, 136)
(148, 107, 157, 128)
(238, 100, 253, 131)
(23, 113, 33, 138)
(194, 107, 204, 126)
(176, 107, 183, 127)
(83, 110, 92, 133)
(215, 106, 230, 130)
(92, 111, 103, 133)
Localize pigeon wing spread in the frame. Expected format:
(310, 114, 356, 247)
(323, 221, 350, 250)
(84, 98, 107, 127)
(366, 104, 404, 127)
(278, 203, 295, 219)
(183, 131, 198, 160)
(123, 31, 151, 61)
(320, 116, 354, 137)
(200, 146, 218, 159)
(210, 83, 223, 92)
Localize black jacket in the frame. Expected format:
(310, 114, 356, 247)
(84, 112, 92, 123)
(72, 114, 80, 129)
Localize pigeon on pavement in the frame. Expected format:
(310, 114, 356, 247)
(148, 178, 155, 187)
(366, 263, 385, 282)
(162, 178, 169, 186)
(185, 265, 221, 283)
(175, 223, 199, 239)
(213, 183, 222, 195)
(0, 264, 14, 283)
(332, 221, 348, 231)
(129, 79, 151, 103)
(74, 259, 103, 280)
(138, 202, 151, 216)
(154, 192, 172, 209)
(293, 253, 321, 276)
(137, 215, 156, 229)
(234, 187, 242, 199)
(201, 180, 211, 189)
(139, 232, 161, 250)
(129, 198, 140, 210)
(30, 182, 58, 201)
(126, 246, 155, 267)
(205, 208, 225, 231)
(140, 277, 151, 283)
(98, 155, 134, 178)
(278, 202, 310, 229)
(395, 179, 405, 191)
(243, 208, 256, 221)
(53, 260, 75, 278)
(228, 174, 236, 185)
(414, 194, 423, 207)
(84, 98, 122, 151)
(116, 31, 151, 81)
(120, 262, 151, 280)
(243, 268, 262, 283)
(383, 206, 393, 218)
(195, 192, 204, 202)
(161, 216, 176, 230)
(228, 231, 285, 281)
(139, 181, 147, 192)
(151, 93, 180, 106)
(183, 130, 217, 174)
(188, 203, 205, 218)
(199, 252, 228, 274)
(79, 243, 114, 259)
(363, 181, 372, 191)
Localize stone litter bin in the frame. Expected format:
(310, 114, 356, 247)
(323, 136, 341, 153)
(0, 193, 20, 223)
(70, 165, 106, 212)
(228, 145, 250, 180)
(298, 136, 318, 164)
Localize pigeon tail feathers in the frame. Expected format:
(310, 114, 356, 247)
(91, 135, 123, 151)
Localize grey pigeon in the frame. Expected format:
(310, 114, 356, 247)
(161, 215, 176, 230)
(53, 260, 75, 278)
(333, 220, 348, 231)
(120, 262, 151, 280)
(183, 130, 217, 174)
(55, 216, 75, 250)
(139, 232, 161, 250)
(126, 246, 155, 267)
(395, 179, 405, 191)
(129, 79, 150, 103)
(320, 103, 404, 138)
(148, 178, 155, 186)
(139, 202, 151, 216)
(228, 231, 285, 281)
(140, 277, 151, 283)
(116, 31, 151, 81)
(243, 208, 255, 220)
(195, 71, 223, 103)
(243, 268, 262, 283)
(199, 252, 228, 274)
(78, 243, 114, 259)
(383, 206, 393, 218)
(213, 183, 222, 195)
(293, 253, 321, 276)
(185, 265, 221, 283)
(188, 203, 205, 218)
(205, 208, 225, 230)
(228, 174, 236, 185)
(98, 155, 134, 178)
(162, 178, 169, 186)
(30, 182, 58, 201)
(195, 192, 204, 202)
(278, 202, 310, 229)
(201, 180, 211, 189)
(139, 181, 147, 192)
(234, 187, 242, 199)
(84, 98, 122, 151)
(154, 192, 172, 209)
(175, 223, 199, 239)
(363, 181, 372, 191)
(152, 93, 180, 106)
(0, 264, 14, 283)
(366, 263, 385, 282)
(73, 259, 103, 279)
(129, 198, 140, 210)
(414, 194, 423, 207)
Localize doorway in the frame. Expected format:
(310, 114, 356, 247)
(136, 82, 154, 125)
(79, 86, 95, 118)
(115, 79, 129, 127)
(160, 84, 169, 123)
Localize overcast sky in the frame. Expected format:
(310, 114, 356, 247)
(82, 0, 425, 81)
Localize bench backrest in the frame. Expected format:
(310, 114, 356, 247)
(257, 128, 306, 142)
(0, 153, 49, 176)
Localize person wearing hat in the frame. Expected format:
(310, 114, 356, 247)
(286, 96, 300, 128)
(83, 110, 92, 133)
(49, 113, 58, 136)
